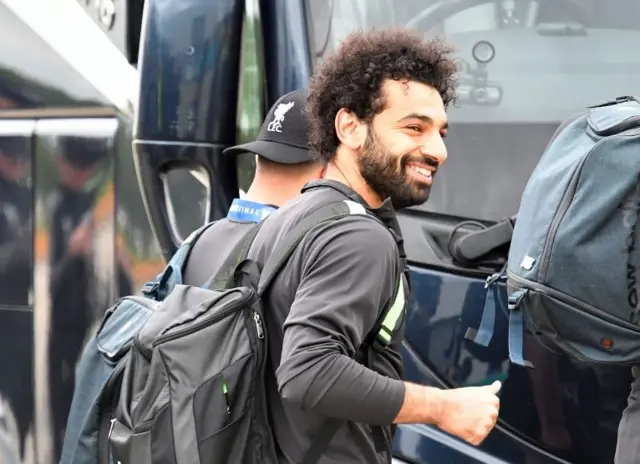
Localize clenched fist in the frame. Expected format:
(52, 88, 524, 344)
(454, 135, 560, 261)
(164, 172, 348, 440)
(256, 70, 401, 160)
(434, 381, 501, 445)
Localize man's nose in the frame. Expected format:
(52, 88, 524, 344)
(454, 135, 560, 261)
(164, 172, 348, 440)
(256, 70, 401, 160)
(421, 136, 448, 166)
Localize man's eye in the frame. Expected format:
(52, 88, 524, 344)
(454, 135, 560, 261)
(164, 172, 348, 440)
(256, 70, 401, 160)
(406, 126, 421, 132)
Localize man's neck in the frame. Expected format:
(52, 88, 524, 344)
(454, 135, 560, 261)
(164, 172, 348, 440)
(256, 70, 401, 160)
(323, 161, 383, 208)
(244, 178, 302, 207)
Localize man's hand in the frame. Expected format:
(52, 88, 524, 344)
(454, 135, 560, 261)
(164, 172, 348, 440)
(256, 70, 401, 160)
(68, 219, 94, 256)
(394, 381, 501, 446)
(433, 381, 501, 445)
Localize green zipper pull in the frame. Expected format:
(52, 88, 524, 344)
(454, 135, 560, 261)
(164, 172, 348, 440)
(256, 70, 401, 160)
(222, 380, 230, 415)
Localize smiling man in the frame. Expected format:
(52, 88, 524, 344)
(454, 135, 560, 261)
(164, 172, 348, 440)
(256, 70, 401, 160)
(244, 29, 502, 463)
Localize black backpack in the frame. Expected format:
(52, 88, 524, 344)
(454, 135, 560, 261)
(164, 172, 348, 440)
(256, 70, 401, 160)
(108, 199, 405, 464)
(59, 221, 216, 464)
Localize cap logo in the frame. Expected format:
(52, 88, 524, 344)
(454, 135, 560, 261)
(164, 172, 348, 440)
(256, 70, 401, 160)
(267, 101, 295, 133)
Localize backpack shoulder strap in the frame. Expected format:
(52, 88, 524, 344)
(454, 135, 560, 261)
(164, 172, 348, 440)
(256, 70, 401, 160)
(257, 199, 383, 296)
(205, 220, 266, 291)
(257, 198, 404, 345)
(141, 221, 217, 300)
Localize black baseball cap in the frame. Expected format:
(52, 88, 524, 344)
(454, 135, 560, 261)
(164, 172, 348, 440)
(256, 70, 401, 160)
(224, 89, 312, 164)
(0, 136, 30, 162)
(59, 135, 109, 169)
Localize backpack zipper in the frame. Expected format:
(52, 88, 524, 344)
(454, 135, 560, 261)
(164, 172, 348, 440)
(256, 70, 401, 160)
(222, 379, 231, 415)
(133, 336, 152, 361)
(509, 271, 640, 333)
(538, 141, 602, 282)
(253, 312, 264, 339)
(537, 127, 640, 282)
(108, 418, 116, 441)
(152, 292, 255, 347)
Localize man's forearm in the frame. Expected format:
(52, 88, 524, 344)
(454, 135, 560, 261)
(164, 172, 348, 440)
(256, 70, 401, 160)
(393, 382, 443, 424)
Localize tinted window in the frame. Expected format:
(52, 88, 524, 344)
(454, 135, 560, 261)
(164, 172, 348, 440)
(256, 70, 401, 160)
(160, 4, 265, 240)
(0, 120, 35, 464)
(0, 121, 34, 307)
(33, 118, 119, 459)
(305, 0, 640, 220)
(113, 115, 165, 293)
(163, 166, 209, 241)
(235, 1, 264, 197)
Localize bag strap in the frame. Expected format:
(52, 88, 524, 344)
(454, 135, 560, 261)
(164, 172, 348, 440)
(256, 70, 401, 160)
(97, 355, 129, 464)
(257, 197, 405, 349)
(141, 221, 217, 300)
(205, 220, 266, 291)
(300, 418, 342, 464)
(257, 199, 384, 296)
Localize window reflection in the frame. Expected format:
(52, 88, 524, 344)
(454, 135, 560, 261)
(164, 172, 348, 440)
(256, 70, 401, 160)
(113, 117, 164, 293)
(235, 2, 263, 197)
(305, 0, 640, 220)
(42, 132, 113, 460)
(162, 167, 209, 241)
(32, 118, 133, 462)
(0, 122, 34, 464)
(0, 132, 33, 307)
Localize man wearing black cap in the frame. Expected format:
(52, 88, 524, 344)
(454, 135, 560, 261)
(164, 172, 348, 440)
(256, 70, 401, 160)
(182, 88, 325, 284)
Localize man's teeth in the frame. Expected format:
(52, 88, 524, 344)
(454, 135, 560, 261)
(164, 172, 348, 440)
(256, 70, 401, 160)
(410, 166, 431, 177)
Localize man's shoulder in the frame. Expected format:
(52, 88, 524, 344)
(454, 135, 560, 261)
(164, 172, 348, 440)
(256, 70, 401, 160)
(192, 218, 257, 252)
(273, 188, 395, 245)
(261, 190, 395, 268)
(276, 187, 346, 216)
(183, 218, 257, 285)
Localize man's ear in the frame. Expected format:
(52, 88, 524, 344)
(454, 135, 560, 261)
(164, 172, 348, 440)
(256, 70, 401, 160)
(335, 108, 366, 150)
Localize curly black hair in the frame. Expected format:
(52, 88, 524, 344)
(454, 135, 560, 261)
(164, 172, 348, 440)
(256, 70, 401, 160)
(307, 29, 459, 160)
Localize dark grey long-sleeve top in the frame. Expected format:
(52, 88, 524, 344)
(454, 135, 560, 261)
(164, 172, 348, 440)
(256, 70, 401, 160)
(183, 179, 408, 463)
(249, 180, 408, 463)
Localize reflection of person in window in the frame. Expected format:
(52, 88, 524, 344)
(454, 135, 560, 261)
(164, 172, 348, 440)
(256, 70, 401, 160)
(0, 137, 31, 304)
(0, 136, 33, 461)
(46, 136, 109, 460)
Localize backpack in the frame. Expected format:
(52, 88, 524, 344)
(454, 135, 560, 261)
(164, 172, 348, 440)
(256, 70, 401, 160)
(466, 95, 640, 368)
(108, 199, 405, 464)
(59, 222, 216, 464)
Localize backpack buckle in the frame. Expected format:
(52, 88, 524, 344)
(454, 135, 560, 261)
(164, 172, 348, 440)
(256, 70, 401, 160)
(508, 289, 527, 310)
(485, 269, 506, 288)
(141, 281, 159, 298)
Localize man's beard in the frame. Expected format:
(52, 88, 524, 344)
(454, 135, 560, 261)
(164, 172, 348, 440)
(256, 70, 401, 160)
(358, 129, 434, 210)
